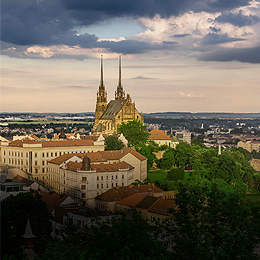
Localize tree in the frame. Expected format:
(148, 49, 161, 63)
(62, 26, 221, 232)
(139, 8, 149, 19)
(1, 192, 52, 259)
(167, 167, 185, 181)
(41, 209, 171, 260)
(135, 143, 156, 171)
(156, 148, 175, 169)
(104, 135, 125, 150)
(170, 183, 260, 260)
(117, 120, 150, 147)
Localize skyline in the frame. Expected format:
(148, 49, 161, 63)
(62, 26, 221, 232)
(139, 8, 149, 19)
(1, 0, 260, 113)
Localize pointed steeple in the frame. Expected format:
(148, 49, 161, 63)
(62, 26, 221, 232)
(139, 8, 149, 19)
(100, 55, 104, 89)
(115, 55, 125, 100)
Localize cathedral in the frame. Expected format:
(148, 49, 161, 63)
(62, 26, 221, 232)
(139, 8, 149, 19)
(93, 55, 144, 134)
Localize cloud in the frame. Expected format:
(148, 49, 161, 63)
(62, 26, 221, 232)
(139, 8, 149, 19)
(198, 46, 260, 63)
(216, 10, 260, 27)
(201, 33, 246, 45)
(179, 92, 203, 98)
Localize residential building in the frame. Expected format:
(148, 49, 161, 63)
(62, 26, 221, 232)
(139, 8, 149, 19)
(148, 130, 178, 148)
(48, 147, 147, 194)
(95, 184, 163, 211)
(0, 138, 105, 181)
(237, 140, 260, 152)
(249, 158, 260, 172)
(175, 130, 191, 143)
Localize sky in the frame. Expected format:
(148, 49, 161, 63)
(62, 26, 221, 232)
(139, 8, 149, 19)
(1, 0, 260, 114)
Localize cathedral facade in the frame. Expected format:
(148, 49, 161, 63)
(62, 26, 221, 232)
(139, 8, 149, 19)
(93, 56, 144, 134)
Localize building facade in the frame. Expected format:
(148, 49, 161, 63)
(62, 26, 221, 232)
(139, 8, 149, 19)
(93, 56, 144, 134)
(1, 138, 105, 181)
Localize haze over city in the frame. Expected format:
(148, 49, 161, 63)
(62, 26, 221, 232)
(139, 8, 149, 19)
(1, 0, 260, 113)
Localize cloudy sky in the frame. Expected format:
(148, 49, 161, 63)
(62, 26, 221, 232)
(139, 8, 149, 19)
(1, 0, 260, 113)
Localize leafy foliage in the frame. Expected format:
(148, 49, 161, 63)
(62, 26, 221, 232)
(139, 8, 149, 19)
(41, 209, 171, 260)
(167, 167, 185, 181)
(1, 192, 52, 259)
(135, 143, 156, 171)
(171, 183, 260, 260)
(117, 120, 150, 147)
(104, 135, 125, 150)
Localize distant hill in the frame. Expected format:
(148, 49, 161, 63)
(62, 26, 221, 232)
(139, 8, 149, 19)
(144, 112, 260, 119)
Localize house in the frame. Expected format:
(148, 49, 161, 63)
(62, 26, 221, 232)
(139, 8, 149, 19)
(95, 184, 163, 212)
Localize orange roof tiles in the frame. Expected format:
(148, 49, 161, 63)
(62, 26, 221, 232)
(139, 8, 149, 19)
(8, 139, 94, 147)
(65, 161, 134, 172)
(48, 147, 146, 165)
(116, 193, 146, 207)
(148, 130, 171, 140)
(148, 198, 177, 216)
(12, 175, 34, 187)
(96, 184, 163, 202)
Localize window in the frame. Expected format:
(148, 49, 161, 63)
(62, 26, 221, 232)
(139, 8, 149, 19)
(97, 176, 99, 181)
(107, 183, 108, 188)
(101, 184, 103, 188)
(116, 175, 118, 179)
(51, 152, 53, 157)
(21, 152, 23, 157)
(42, 168, 45, 173)
(35, 161, 37, 165)
(106, 176, 108, 180)
(55, 152, 57, 156)
(101, 176, 103, 180)
(35, 169, 38, 173)
(97, 184, 99, 189)
(111, 183, 114, 187)
(42, 161, 45, 165)
(42, 153, 45, 157)
(122, 183, 124, 186)
(82, 185, 86, 189)
(35, 153, 37, 157)
(47, 153, 49, 157)
(21, 161, 23, 165)
(82, 193, 86, 198)
(82, 177, 87, 182)
(122, 175, 124, 179)
(116, 183, 118, 186)
(112, 176, 114, 180)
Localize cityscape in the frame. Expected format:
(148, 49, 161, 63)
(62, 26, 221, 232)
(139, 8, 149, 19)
(1, 0, 260, 259)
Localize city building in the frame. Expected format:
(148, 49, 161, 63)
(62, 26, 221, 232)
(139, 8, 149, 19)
(148, 130, 179, 148)
(175, 130, 191, 143)
(95, 184, 163, 211)
(249, 158, 260, 172)
(93, 56, 144, 134)
(48, 147, 147, 194)
(237, 140, 260, 152)
(0, 137, 105, 181)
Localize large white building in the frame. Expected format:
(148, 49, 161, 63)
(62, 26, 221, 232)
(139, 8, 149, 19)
(0, 138, 105, 181)
(47, 147, 147, 206)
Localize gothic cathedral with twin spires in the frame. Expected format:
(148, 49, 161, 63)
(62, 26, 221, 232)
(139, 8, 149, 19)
(93, 55, 144, 134)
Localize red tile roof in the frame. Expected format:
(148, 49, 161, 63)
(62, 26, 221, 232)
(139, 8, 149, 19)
(148, 198, 177, 216)
(116, 193, 146, 207)
(148, 130, 171, 140)
(12, 175, 34, 187)
(95, 184, 163, 202)
(8, 139, 94, 147)
(65, 161, 134, 172)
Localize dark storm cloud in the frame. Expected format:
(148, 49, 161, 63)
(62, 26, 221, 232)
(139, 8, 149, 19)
(216, 10, 260, 27)
(172, 34, 190, 38)
(61, 0, 252, 22)
(1, 0, 252, 46)
(198, 46, 260, 63)
(201, 33, 245, 45)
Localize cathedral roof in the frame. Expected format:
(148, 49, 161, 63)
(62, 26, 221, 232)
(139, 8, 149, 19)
(100, 100, 127, 120)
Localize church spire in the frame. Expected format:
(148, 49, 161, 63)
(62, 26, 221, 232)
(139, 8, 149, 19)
(115, 55, 125, 100)
(100, 55, 104, 88)
(97, 55, 107, 103)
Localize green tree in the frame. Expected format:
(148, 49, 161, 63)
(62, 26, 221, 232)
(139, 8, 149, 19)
(157, 147, 176, 169)
(167, 167, 185, 181)
(1, 192, 52, 259)
(117, 120, 150, 147)
(170, 183, 260, 260)
(104, 135, 125, 150)
(42, 209, 171, 260)
(135, 143, 156, 171)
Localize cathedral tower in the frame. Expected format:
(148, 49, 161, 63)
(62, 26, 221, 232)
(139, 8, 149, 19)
(115, 55, 125, 100)
(95, 55, 107, 120)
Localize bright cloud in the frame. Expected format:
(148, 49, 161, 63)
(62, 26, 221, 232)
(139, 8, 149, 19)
(179, 92, 203, 98)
